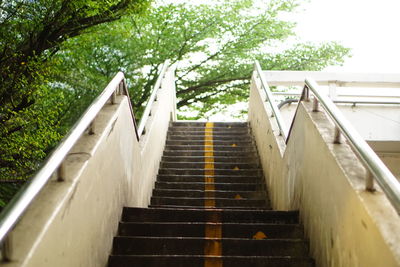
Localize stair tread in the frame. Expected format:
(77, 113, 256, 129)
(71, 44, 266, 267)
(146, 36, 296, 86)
(148, 205, 271, 210)
(112, 236, 310, 256)
(115, 236, 306, 241)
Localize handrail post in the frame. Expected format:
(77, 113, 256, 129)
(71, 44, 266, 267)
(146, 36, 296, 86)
(312, 97, 319, 112)
(333, 126, 341, 144)
(1, 234, 11, 262)
(110, 91, 116, 104)
(366, 171, 376, 192)
(57, 163, 65, 182)
(88, 121, 95, 135)
(304, 85, 310, 101)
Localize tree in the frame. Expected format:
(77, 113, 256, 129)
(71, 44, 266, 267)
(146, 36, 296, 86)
(52, 0, 350, 120)
(0, 0, 150, 185)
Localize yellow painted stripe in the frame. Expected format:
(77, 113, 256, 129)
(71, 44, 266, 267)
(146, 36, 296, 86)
(204, 122, 222, 267)
(204, 122, 215, 208)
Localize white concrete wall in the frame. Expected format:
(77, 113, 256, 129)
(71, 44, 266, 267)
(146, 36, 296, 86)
(2, 69, 176, 267)
(338, 104, 400, 141)
(249, 79, 400, 267)
(248, 75, 288, 209)
(280, 102, 400, 141)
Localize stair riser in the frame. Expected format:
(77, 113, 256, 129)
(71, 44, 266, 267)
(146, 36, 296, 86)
(171, 122, 248, 127)
(165, 141, 253, 146)
(108, 256, 315, 267)
(167, 135, 252, 141)
(150, 198, 268, 208)
(156, 176, 262, 184)
(163, 151, 257, 157)
(112, 237, 309, 256)
(161, 156, 258, 163)
(158, 169, 262, 176)
(118, 223, 303, 239)
(160, 162, 259, 169)
(152, 189, 266, 199)
(122, 208, 299, 224)
(170, 127, 248, 131)
(168, 130, 250, 136)
(155, 182, 265, 191)
(164, 145, 255, 151)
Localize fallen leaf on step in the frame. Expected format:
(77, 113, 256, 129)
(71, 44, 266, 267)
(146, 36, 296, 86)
(253, 231, 267, 240)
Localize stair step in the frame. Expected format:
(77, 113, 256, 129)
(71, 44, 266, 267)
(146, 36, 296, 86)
(149, 205, 271, 210)
(150, 197, 268, 208)
(160, 162, 259, 169)
(109, 255, 315, 267)
(155, 182, 265, 191)
(171, 122, 248, 127)
(118, 222, 303, 238)
(165, 140, 253, 146)
(169, 127, 249, 133)
(167, 134, 252, 141)
(163, 150, 257, 157)
(164, 145, 255, 151)
(156, 175, 262, 183)
(122, 207, 299, 224)
(158, 168, 262, 176)
(112, 237, 309, 256)
(161, 156, 258, 163)
(168, 130, 250, 136)
(152, 189, 267, 199)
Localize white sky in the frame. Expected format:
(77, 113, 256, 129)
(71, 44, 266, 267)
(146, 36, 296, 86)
(294, 0, 400, 72)
(176, 0, 400, 120)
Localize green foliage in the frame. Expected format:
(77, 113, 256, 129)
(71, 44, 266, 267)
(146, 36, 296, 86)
(0, 0, 151, 207)
(53, 0, 350, 121)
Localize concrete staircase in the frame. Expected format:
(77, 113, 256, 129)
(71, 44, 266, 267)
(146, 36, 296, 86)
(108, 122, 315, 266)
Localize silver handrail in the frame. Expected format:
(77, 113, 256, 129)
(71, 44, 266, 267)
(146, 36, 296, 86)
(278, 98, 400, 109)
(137, 60, 170, 137)
(254, 61, 288, 139)
(303, 78, 400, 214)
(0, 71, 136, 260)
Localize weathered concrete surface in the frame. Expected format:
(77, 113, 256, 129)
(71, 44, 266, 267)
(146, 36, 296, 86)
(248, 76, 288, 209)
(3, 68, 176, 267)
(249, 80, 400, 267)
(7, 96, 135, 267)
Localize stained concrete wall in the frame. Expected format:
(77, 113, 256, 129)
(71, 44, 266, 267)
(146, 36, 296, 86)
(2, 69, 176, 267)
(249, 79, 400, 267)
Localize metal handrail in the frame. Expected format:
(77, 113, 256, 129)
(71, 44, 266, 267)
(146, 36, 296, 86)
(278, 98, 400, 109)
(137, 60, 170, 137)
(0, 71, 135, 260)
(254, 61, 288, 139)
(273, 91, 400, 99)
(303, 78, 400, 214)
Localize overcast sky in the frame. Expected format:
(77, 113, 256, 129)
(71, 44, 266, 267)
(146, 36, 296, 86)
(294, 0, 400, 72)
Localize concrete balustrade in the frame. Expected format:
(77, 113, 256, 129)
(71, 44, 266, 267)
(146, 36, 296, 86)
(1, 68, 176, 267)
(249, 74, 400, 267)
